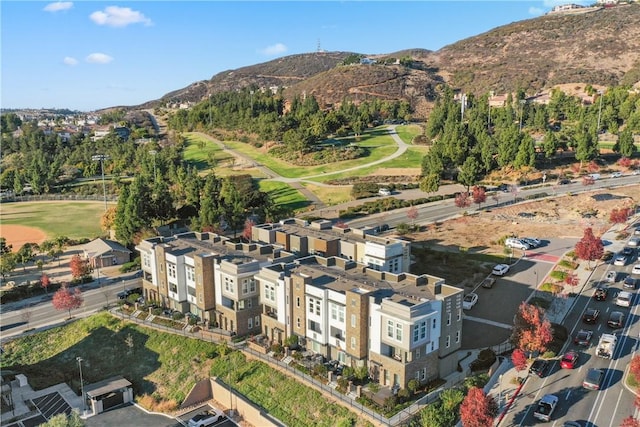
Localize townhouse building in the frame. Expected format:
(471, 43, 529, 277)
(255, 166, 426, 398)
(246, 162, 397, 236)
(136, 221, 463, 390)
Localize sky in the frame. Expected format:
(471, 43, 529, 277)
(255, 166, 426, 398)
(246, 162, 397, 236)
(1, 0, 590, 112)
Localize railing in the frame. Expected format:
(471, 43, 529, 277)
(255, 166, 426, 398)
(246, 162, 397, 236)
(3, 194, 119, 203)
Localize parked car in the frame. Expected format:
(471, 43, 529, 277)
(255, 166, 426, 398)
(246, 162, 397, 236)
(522, 237, 541, 248)
(492, 264, 510, 276)
(583, 308, 600, 324)
(632, 264, 640, 275)
(463, 293, 479, 310)
(188, 410, 223, 427)
(117, 287, 143, 300)
(605, 271, 617, 283)
(583, 368, 605, 390)
(628, 237, 640, 247)
(529, 359, 550, 377)
(600, 251, 614, 263)
(560, 350, 579, 369)
(481, 277, 496, 288)
(505, 237, 530, 250)
(593, 286, 609, 301)
(635, 226, 640, 235)
(608, 311, 625, 328)
(615, 291, 633, 308)
(563, 422, 582, 427)
(574, 329, 593, 346)
(611, 172, 623, 178)
(614, 254, 629, 266)
(378, 188, 391, 196)
(624, 276, 639, 289)
(622, 247, 636, 258)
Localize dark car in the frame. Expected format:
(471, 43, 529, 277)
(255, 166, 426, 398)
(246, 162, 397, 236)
(600, 251, 614, 263)
(593, 287, 609, 301)
(623, 247, 635, 257)
(583, 368, 605, 390)
(574, 329, 593, 346)
(529, 359, 550, 377)
(624, 276, 639, 289)
(117, 287, 142, 300)
(583, 308, 600, 324)
(608, 311, 625, 328)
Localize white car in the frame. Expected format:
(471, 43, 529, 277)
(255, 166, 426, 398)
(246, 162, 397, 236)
(463, 293, 479, 310)
(505, 237, 530, 250)
(492, 264, 510, 276)
(611, 172, 623, 178)
(628, 237, 640, 247)
(614, 254, 628, 266)
(616, 291, 633, 307)
(188, 410, 223, 427)
(632, 264, 640, 275)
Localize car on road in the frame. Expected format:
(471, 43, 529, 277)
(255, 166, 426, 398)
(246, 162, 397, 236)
(635, 226, 640, 235)
(611, 171, 623, 178)
(462, 293, 478, 310)
(623, 247, 636, 258)
(608, 311, 625, 328)
(522, 237, 541, 248)
(593, 286, 609, 301)
(615, 290, 633, 307)
(583, 308, 600, 324)
(481, 277, 496, 288)
(583, 368, 605, 390)
(605, 271, 617, 283)
(574, 329, 593, 346)
(188, 410, 223, 427)
(563, 422, 582, 427)
(505, 237, 530, 250)
(614, 254, 629, 266)
(629, 237, 640, 247)
(117, 287, 143, 300)
(529, 359, 550, 378)
(624, 276, 639, 289)
(492, 264, 510, 276)
(533, 394, 558, 422)
(632, 264, 640, 275)
(600, 251, 614, 263)
(560, 350, 579, 369)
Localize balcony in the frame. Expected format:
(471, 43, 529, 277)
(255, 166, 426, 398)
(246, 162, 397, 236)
(265, 310, 278, 319)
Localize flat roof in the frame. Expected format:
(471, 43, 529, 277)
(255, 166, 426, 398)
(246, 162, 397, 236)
(85, 376, 132, 398)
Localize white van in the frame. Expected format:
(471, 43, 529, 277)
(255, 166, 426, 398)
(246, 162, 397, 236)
(588, 173, 601, 180)
(378, 188, 391, 196)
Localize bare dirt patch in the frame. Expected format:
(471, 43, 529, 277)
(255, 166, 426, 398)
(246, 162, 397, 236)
(412, 185, 640, 254)
(0, 224, 48, 251)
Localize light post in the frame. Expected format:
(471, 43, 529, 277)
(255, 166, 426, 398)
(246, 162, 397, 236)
(498, 374, 503, 409)
(76, 357, 85, 414)
(91, 154, 110, 212)
(596, 90, 604, 133)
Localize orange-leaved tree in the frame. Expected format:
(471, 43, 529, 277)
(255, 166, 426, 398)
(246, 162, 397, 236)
(52, 284, 83, 319)
(459, 386, 498, 427)
(511, 302, 553, 357)
(574, 227, 604, 269)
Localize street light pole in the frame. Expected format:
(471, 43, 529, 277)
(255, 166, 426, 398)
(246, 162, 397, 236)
(77, 357, 85, 414)
(91, 154, 110, 212)
(596, 90, 604, 133)
(498, 374, 503, 409)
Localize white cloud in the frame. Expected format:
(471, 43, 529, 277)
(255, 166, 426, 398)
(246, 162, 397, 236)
(259, 43, 288, 56)
(63, 56, 78, 66)
(528, 6, 544, 15)
(86, 53, 114, 64)
(43, 2, 73, 12)
(89, 6, 152, 27)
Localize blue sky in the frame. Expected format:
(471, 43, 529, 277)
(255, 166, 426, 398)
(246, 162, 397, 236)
(1, 1, 586, 112)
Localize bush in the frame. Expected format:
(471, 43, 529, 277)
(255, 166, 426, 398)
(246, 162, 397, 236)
(549, 270, 568, 281)
(558, 259, 578, 270)
(119, 257, 141, 273)
(172, 312, 185, 320)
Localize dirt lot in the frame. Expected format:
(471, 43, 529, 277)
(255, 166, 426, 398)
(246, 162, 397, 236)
(408, 184, 640, 288)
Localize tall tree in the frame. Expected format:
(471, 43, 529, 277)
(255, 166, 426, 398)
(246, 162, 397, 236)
(511, 302, 553, 357)
(574, 227, 604, 269)
(419, 173, 440, 195)
(630, 355, 640, 383)
(41, 273, 51, 294)
(511, 348, 528, 378)
(52, 284, 84, 319)
(457, 156, 480, 191)
(610, 208, 631, 225)
(455, 192, 471, 209)
(472, 186, 487, 209)
(69, 255, 90, 280)
(459, 387, 497, 427)
(614, 128, 637, 157)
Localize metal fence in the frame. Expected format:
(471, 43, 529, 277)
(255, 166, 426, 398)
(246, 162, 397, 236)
(4, 194, 119, 203)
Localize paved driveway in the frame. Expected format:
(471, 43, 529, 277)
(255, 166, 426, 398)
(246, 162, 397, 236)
(85, 404, 179, 427)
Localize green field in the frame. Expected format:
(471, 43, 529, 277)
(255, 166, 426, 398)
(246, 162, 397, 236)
(395, 124, 424, 144)
(257, 180, 311, 212)
(0, 201, 106, 240)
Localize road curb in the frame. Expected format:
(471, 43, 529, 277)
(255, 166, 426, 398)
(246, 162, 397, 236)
(495, 376, 527, 426)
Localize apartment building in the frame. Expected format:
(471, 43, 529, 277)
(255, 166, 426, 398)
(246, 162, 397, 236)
(136, 222, 462, 389)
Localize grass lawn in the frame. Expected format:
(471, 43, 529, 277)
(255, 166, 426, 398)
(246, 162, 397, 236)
(300, 183, 353, 206)
(0, 201, 106, 240)
(395, 124, 424, 144)
(257, 180, 311, 212)
(375, 146, 429, 169)
(1, 313, 370, 426)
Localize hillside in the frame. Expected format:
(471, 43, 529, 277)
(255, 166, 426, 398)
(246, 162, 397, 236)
(135, 4, 640, 118)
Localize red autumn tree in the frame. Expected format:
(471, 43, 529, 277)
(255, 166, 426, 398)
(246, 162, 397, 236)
(621, 417, 640, 427)
(630, 355, 640, 383)
(610, 208, 631, 225)
(52, 284, 84, 319)
(587, 160, 600, 173)
(511, 302, 553, 357)
(407, 206, 418, 225)
(455, 192, 471, 209)
(459, 386, 498, 427)
(618, 157, 632, 169)
(69, 255, 90, 280)
(242, 218, 256, 242)
(472, 186, 487, 209)
(41, 273, 51, 294)
(574, 227, 604, 269)
(511, 349, 528, 376)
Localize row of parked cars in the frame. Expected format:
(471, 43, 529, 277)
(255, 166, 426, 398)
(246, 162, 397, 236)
(505, 236, 542, 250)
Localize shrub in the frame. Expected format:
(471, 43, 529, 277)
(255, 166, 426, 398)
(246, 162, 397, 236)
(172, 312, 185, 320)
(549, 270, 568, 281)
(558, 259, 578, 270)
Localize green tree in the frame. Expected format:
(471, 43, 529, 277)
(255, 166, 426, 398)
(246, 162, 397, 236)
(458, 156, 480, 191)
(614, 128, 637, 157)
(513, 134, 536, 168)
(41, 410, 85, 426)
(575, 128, 599, 164)
(419, 173, 440, 195)
(542, 130, 559, 159)
(0, 252, 17, 278)
(220, 177, 247, 238)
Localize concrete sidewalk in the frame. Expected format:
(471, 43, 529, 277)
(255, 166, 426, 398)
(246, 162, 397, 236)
(482, 215, 640, 426)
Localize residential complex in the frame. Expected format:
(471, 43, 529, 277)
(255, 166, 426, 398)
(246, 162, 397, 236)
(135, 219, 463, 390)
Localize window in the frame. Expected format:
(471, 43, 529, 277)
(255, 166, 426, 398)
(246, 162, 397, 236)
(248, 318, 253, 329)
(455, 331, 460, 343)
(446, 335, 450, 348)
(351, 314, 356, 328)
(247, 298, 252, 308)
(351, 298, 356, 307)
(308, 299, 314, 313)
(420, 321, 426, 339)
(143, 254, 151, 268)
(167, 263, 176, 279)
(422, 368, 427, 380)
(387, 320, 394, 338)
(199, 293, 203, 303)
(446, 312, 451, 326)
(296, 318, 301, 328)
(238, 300, 245, 310)
(351, 337, 356, 349)
(315, 300, 320, 315)
(457, 309, 462, 321)
(242, 278, 256, 294)
(224, 276, 235, 293)
(413, 321, 427, 343)
(415, 370, 420, 379)
(331, 304, 337, 320)
(264, 284, 276, 302)
(255, 316, 260, 327)
(186, 266, 195, 282)
(296, 297, 300, 308)
(395, 323, 402, 341)
(413, 327, 419, 343)
(416, 347, 421, 358)
(338, 307, 345, 322)
(433, 319, 436, 329)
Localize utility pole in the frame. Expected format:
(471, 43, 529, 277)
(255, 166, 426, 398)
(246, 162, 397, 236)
(77, 357, 85, 414)
(596, 90, 604, 133)
(91, 154, 110, 212)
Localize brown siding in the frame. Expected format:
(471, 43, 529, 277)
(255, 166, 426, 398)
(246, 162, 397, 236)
(345, 290, 368, 360)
